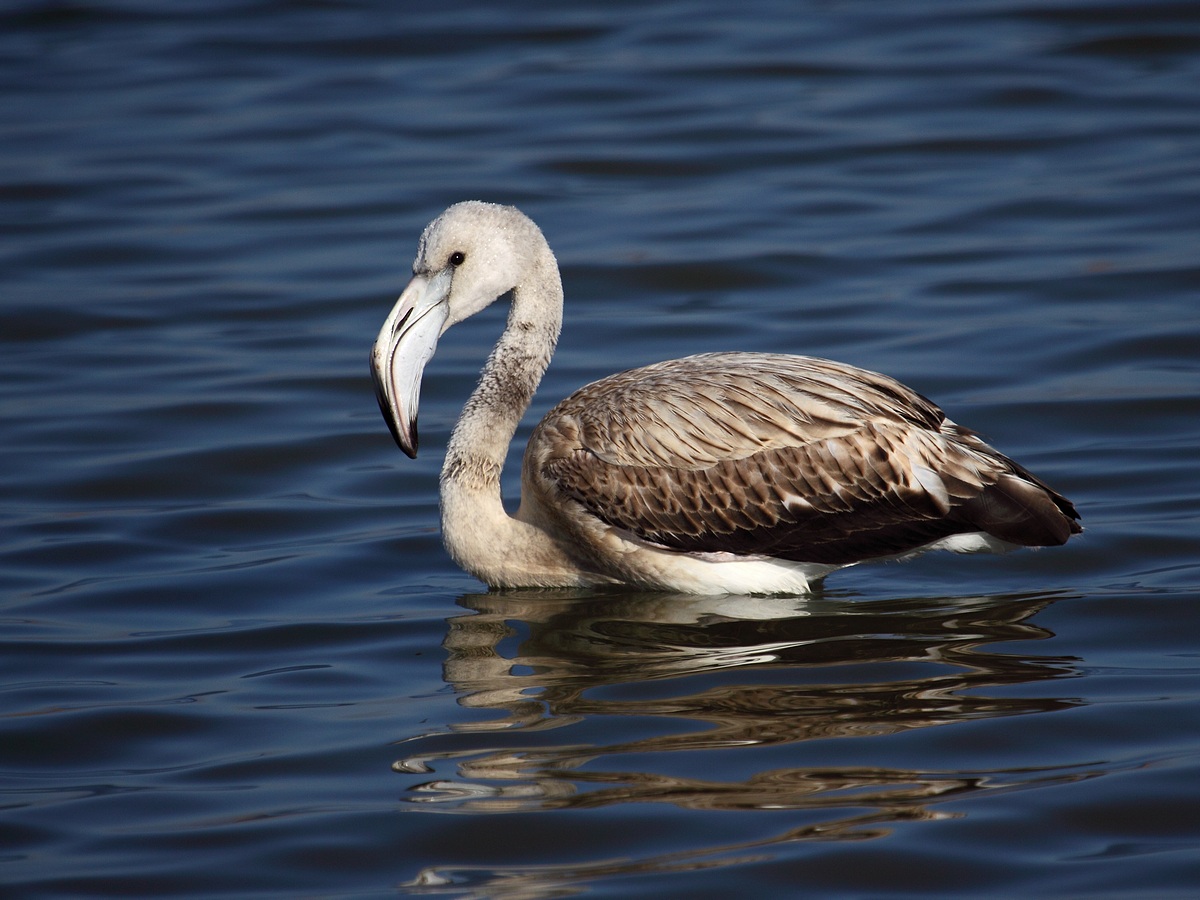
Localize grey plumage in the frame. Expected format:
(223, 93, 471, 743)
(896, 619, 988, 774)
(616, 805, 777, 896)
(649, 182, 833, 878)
(527, 353, 1079, 566)
(372, 202, 1080, 593)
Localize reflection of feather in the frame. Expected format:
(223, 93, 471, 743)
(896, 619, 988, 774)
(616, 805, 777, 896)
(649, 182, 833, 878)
(395, 590, 1079, 816)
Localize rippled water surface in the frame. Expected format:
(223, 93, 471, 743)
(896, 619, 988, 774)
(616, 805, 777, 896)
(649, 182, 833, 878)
(4, 1, 1200, 896)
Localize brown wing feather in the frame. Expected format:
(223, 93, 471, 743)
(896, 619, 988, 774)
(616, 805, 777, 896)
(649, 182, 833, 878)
(525, 353, 1080, 564)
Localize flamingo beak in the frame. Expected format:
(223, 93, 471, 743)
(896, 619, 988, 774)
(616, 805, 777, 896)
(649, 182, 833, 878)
(370, 271, 451, 458)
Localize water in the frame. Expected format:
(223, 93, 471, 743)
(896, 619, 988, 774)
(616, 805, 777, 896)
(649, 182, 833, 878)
(3, 0, 1199, 896)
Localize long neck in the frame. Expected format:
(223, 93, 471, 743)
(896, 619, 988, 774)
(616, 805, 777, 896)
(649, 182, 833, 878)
(439, 249, 583, 587)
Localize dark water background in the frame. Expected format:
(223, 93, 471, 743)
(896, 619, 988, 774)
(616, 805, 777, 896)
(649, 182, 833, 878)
(4, 1, 1200, 896)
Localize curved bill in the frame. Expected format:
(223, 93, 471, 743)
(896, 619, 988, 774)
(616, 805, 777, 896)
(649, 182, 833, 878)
(370, 271, 451, 458)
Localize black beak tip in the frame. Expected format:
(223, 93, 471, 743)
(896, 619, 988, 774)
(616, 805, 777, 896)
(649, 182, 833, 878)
(383, 413, 418, 459)
(371, 360, 418, 458)
(400, 418, 418, 459)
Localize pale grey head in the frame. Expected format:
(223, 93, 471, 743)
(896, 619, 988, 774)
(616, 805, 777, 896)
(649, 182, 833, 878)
(371, 201, 553, 457)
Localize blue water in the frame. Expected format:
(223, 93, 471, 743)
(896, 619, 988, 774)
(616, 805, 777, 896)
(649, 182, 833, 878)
(3, 1, 1200, 896)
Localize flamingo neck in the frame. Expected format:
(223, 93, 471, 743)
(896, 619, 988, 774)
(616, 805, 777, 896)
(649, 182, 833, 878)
(438, 250, 588, 587)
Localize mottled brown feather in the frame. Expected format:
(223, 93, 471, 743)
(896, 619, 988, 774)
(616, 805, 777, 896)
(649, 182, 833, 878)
(525, 352, 1080, 565)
